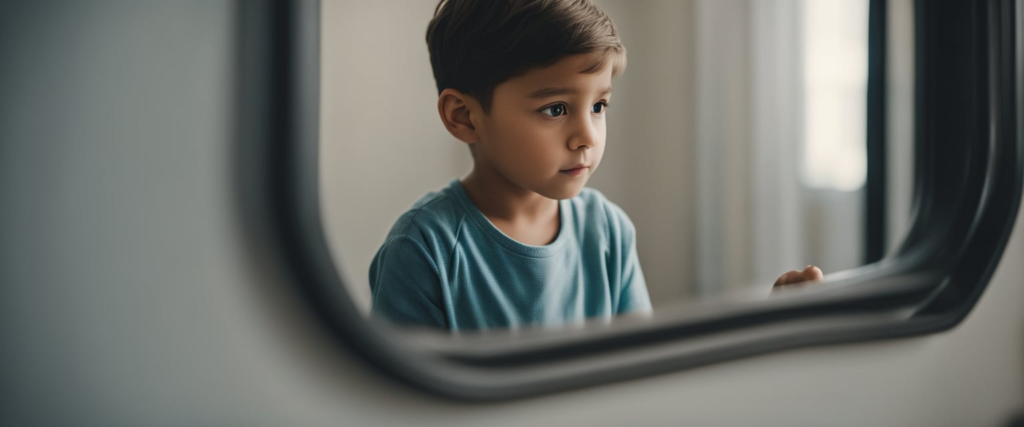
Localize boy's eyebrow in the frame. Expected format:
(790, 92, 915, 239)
(528, 86, 613, 99)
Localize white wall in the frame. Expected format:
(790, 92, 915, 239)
(320, 0, 470, 312)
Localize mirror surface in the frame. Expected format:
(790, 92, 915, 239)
(319, 0, 916, 330)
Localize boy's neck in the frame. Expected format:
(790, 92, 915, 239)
(460, 168, 560, 245)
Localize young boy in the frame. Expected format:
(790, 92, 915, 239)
(369, 0, 823, 331)
(369, 0, 645, 331)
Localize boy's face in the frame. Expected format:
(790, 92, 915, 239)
(471, 52, 612, 200)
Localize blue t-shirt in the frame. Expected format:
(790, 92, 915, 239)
(369, 179, 652, 331)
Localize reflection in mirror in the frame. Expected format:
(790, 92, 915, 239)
(320, 0, 915, 332)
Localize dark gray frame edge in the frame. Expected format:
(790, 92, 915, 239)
(240, 0, 1023, 401)
(866, 0, 888, 264)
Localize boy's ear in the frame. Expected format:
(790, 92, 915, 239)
(437, 88, 482, 145)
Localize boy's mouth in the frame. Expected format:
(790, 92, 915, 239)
(560, 165, 589, 177)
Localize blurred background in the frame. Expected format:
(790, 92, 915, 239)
(320, 0, 916, 312)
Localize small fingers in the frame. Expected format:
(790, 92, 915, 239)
(774, 265, 824, 289)
(803, 265, 824, 281)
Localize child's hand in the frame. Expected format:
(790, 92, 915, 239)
(773, 265, 824, 289)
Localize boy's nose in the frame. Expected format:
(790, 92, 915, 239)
(568, 118, 600, 151)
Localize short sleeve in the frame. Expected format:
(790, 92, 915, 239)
(369, 235, 448, 329)
(614, 211, 653, 314)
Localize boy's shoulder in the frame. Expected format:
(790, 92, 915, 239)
(385, 181, 466, 243)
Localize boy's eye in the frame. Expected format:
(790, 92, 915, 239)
(540, 104, 567, 117)
(592, 102, 608, 114)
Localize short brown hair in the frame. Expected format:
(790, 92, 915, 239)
(426, 0, 626, 113)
